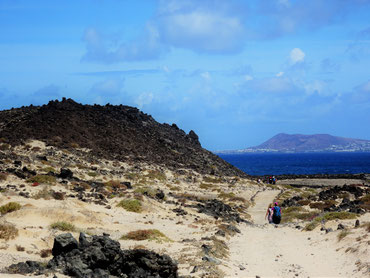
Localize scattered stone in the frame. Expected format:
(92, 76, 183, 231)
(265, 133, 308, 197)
(355, 219, 360, 228)
(325, 228, 333, 234)
(215, 230, 226, 237)
(337, 224, 345, 230)
(202, 255, 221, 265)
(7, 261, 45, 275)
(190, 266, 198, 273)
(173, 208, 187, 216)
(58, 168, 73, 179)
(239, 265, 246, 270)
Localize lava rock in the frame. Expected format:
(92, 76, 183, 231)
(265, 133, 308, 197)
(58, 168, 73, 179)
(7, 261, 45, 274)
(52, 233, 79, 256)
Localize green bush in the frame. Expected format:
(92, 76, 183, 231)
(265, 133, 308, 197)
(0, 202, 21, 215)
(117, 199, 142, 213)
(50, 221, 76, 231)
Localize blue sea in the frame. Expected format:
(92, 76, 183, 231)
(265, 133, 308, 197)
(218, 152, 370, 176)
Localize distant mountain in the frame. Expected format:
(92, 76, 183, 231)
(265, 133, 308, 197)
(218, 133, 370, 154)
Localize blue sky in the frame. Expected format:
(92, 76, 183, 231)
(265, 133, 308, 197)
(1, 0, 370, 151)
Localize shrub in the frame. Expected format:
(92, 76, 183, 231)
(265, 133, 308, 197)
(133, 187, 157, 198)
(50, 221, 76, 232)
(87, 172, 98, 177)
(0, 202, 21, 215)
(0, 223, 18, 240)
(359, 194, 370, 211)
(121, 229, 171, 243)
(27, 175, 56, 184)
(304, 221, 320, 231)
(281, 207, 319, 223)
(117, 199, 142, 213)
(304, 211, 358, 231)
(0, 173, 8, 181)
(309, 200, 336, 210)
(40, 249, 52, 258)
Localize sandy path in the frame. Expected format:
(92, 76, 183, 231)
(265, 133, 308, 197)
(224, 190, 358, 278)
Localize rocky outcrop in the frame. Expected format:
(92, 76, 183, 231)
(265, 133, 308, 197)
(8, 233, 179, 278)
(0, 98, 246, 177)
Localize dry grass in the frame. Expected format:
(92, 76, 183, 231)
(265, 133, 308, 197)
(281, 206, 320, 224)
(27, 175, 56, 184)
(0, 223, 18, 240)
(0, 202, 21, 215)
(117, 199, 142, 212)
(337, 229, 351, 241)
(121, 229, 171, 243)
(32, 186, 53, 200)
(304, 211, 358, 231)
(145, 170, 166, 181)
(203, 176, 222, 183)
(50, 221, 76, 232)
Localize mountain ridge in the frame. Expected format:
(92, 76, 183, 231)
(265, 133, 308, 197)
(217, 133, 370, 154)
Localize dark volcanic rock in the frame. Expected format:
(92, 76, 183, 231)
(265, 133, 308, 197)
(0, 98, 246, 177)
(58, 168, 74, 179)
(45, 233, 179, 278)
(7, 261, 45, 275)
(197, 199, 246, 223)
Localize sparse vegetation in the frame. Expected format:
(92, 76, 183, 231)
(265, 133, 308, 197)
(87, 171, 98, 177)
(42, 167, 56, 173)
(145, 170, 166, 181)
(281, 206, 319, 224)
(117, 199, 142, 212)
(27, 175, 56, 184)
(203, 176, 222, 183)
(50, 221, 76, 232)
(133, 186, 157, 198)
(304, 211, 358, 231)
(0, 202, 21, 215)
(32, 187, 53, 200)
(199, 183, 215, 190)
(337, 229, 351, 241)
(121, 229, 171, 243)
(0, 223, 18, 240)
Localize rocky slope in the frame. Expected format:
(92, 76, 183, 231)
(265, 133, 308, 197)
(0, 98, 246, 177)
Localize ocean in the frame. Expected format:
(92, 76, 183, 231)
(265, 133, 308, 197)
(218, 152, 370, 176)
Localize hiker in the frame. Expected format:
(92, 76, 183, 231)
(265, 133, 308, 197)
(272, 202, 281, 224)
(265, 203, 273, 224)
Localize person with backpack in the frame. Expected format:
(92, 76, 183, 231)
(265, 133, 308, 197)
(265, 203, 274, 224)
(272, 202, 281, 224)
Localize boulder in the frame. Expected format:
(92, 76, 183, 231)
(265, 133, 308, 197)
(52, 233, 78, 256)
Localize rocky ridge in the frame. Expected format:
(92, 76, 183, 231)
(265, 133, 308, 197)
(0, 98, 246, 177)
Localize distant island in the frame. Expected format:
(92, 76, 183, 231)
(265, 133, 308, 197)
(217, 133, 370, 154)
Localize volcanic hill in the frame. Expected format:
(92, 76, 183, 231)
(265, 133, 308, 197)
(0, 98, 245, 177)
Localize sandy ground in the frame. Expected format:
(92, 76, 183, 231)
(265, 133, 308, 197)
(223, 190, 369, 278)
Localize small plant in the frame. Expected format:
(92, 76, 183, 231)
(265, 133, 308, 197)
(40, 249, 52, 258)
(50, 221, 76, 232)
(0, 223, 18, 240)
(0, 202, 21, 215)
(117, 199, 142, 212)
(133, 186, 157, 198)
(337, 229, 350, 241)
(121, 229, 171, 243)
(0, 173, 8, 181)
(27, 175, 56, 184)
(16, 245, 25, 251)
(87, 172, 98, 177)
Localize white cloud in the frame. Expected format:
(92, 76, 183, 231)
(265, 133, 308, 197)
(201, 71, 211, 80)
(276, 71, 284, 77)
(244, 75, 253, 81)
(290, 48, 305, 64)
(135, 92, 154, 108)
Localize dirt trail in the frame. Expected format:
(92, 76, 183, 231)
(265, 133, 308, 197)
(223, 189, 358, 278)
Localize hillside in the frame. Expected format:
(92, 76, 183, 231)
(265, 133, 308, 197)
(0, 98, 245, 177)
(220, 133, 370, 153)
